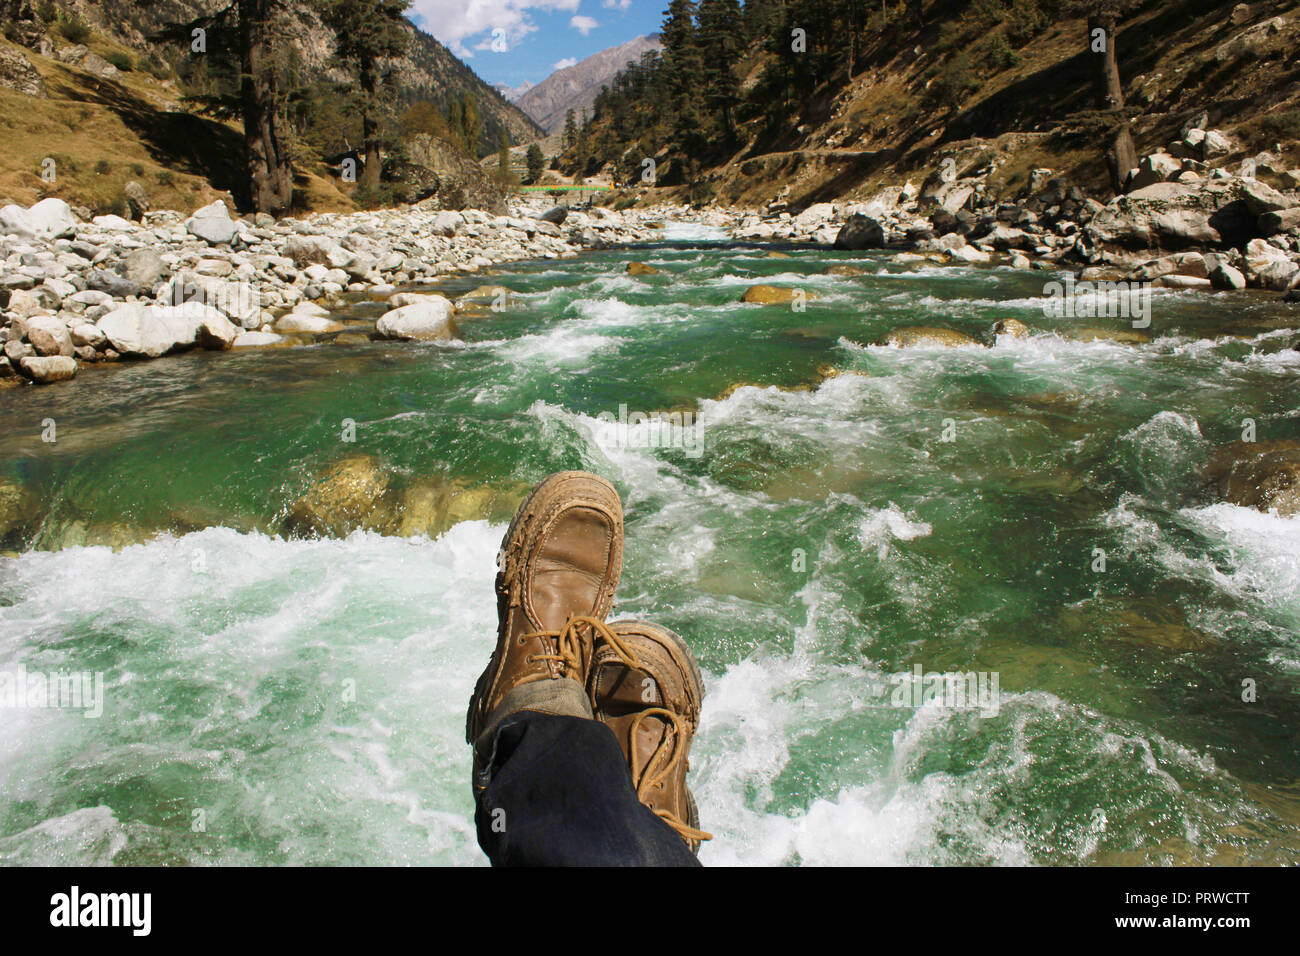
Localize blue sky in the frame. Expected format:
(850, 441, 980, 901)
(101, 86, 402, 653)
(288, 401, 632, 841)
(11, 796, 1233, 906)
(409, 1, 665, 89)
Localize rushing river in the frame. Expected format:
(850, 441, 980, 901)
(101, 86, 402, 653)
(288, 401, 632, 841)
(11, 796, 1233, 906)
(2, 233, 1299, 865)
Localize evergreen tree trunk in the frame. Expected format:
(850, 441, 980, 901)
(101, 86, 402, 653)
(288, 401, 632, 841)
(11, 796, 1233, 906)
(359, 55, 381, 193)
(238, 0, 292, 215)
(1090, 12, 1137, 192)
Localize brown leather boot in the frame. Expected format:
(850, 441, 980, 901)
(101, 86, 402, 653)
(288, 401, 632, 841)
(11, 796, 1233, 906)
(466, 471, 636, 776)
(589, 620, 712, 853)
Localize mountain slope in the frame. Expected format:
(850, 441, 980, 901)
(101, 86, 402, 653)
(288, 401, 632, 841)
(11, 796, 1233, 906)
(516, 34, 661, 135)
(43, 0, 544, 149)
(564, 0, 1299, 209)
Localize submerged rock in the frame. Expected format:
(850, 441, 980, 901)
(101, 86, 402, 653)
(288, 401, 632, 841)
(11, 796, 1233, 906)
(454, 285, 514, 312)
(626, 262, 661, 276)
(877, 326, 982, 348)
(334, 332, 373, 346)
(741, 284, 817, 305)
(1204, 440, 1300, 516)
(393, 478, 528, 538)
(0, 480, 39, 539)
(284, 455, 394, 538)
(1070, 328, 1152, 345)
(825, 264, 866, 276)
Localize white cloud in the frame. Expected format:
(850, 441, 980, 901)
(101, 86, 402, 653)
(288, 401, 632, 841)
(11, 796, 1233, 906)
(602, 0, 631, 9)
(553, 57, 578, 70)
(410, 0, 582, 58)
(570, 15, 599, 35)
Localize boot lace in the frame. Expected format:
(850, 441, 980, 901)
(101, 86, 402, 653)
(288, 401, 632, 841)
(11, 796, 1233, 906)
(516, 614, 640, 683)
(630, 707, 714, 844)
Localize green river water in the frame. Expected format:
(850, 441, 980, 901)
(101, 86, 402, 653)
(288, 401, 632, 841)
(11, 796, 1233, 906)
(2, 230, 1299, 865)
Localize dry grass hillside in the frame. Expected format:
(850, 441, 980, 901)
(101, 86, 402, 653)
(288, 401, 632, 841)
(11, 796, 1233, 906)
(0, 31, 355, 216)
(687, 0, 1300, 209)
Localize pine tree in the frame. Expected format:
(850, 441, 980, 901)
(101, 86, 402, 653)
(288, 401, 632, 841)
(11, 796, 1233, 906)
(497, 127, 511, 181)
(697, 0, 743, 144)
(461, 92, 482, 156)
(318, 0, 411, 195)
(563, 108, 577, 150)
(447, 97, 464, 151)
(660, 0, 707, 172)
(525, 143, 545, 184)
(160, 1, 293, 213)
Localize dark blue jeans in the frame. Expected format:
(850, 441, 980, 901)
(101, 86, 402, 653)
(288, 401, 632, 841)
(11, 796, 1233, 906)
(473, 712, 701, 867)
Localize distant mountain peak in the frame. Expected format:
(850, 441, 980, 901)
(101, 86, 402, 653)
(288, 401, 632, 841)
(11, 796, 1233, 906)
(493, 81, 534, 103)
(516, 34, 662, 136)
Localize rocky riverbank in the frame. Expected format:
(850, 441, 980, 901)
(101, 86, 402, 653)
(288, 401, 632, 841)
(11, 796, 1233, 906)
(4, 124, 1300, 388)
(726, 126, 1300, 298)
(0, 194, 695, 386)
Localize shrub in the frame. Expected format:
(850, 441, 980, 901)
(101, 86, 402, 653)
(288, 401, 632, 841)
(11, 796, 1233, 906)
(979, 34, 1021, 72)
(56, 15, 92, 44)
(928, 53, 978, 108)
(94, 159, 111, 175)
(1006, 0, 1050, 47)
(105, 50, 133, 71)
(156, 170, 175, 187)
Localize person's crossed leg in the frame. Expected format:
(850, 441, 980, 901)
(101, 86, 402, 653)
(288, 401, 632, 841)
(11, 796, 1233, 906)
(465, 471, 711, 866)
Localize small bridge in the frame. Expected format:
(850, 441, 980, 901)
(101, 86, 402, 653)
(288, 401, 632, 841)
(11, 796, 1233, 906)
(518, 184, 614, 208)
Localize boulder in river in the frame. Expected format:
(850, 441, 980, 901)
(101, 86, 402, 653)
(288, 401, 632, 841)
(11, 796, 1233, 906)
(376, 297, 457, 341)
(274, 313, 345, 335)
(877, 326, 982, 348)
(1204, 253, 1247, 290)
(393, 478, 529, 538)
(17, 355, 77, 384)
(992, 318, 1031, 340)
(231, 330, 292, 348)
(741, 284, 818, 305)
(626, 262, 661, 276)
(833, 214, 885, 250)
(1204, 440, 1300, 516)
(194, 311, 241, 350)
(97, 304, 186, 358)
